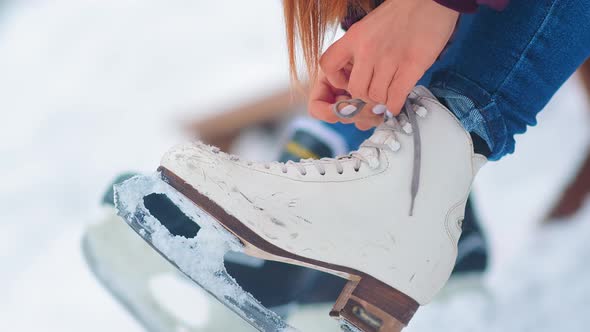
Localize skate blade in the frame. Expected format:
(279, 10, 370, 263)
(159, 167, 419, 332)
(114, 173, 297, 332)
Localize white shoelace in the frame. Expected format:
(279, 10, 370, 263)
(210, 98, 426, 215)
(332, 98, 426, 216)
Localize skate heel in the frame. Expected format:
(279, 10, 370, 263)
(330, 276, 419, 332)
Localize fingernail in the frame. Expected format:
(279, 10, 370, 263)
(339, 104, 357, 116)
(386, 110, 393, 118)
(372, 104, 387, 115)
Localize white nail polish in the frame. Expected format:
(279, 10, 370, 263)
(340, 105, 357, 116)
(386, 110, 393, 118)
(372, 104, 387, 115)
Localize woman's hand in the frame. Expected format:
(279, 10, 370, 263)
(308, 0, 458, 128)
(309, 70, 384, 130)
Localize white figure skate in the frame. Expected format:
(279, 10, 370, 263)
(115, 86, 486, 332)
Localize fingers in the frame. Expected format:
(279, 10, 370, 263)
(320, 37, 353, 90)
(347, 60, 374, 104)
(308, 95, 342, 124)
(309, 100, 344, 124)
(368, 62, 397, 105)
(308, 67, 390, 131)
(348, 101, 383, 130)
(308, 74, 351, 124)
(385, 66, 424, 115)
(330, 97, 384, 129)
(354, 112, 383, 130)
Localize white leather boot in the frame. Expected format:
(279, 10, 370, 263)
(159, 86, 487, 331)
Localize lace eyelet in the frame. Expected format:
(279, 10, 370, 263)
(319, 171, 326, 176)
(337, 171, 344, 175)
(354, 167, 360, 172)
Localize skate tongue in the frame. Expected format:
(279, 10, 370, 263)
(335, 90, 426, 216)
(357, 101, 422, 216)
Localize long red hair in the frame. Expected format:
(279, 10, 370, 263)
(283, 0, 373, 84)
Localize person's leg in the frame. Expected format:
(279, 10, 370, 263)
(430, 0, 590, 160)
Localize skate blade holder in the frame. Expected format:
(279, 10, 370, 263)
(330, 277, 418, 332)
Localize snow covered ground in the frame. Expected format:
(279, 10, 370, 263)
(0, 0, 589, 331)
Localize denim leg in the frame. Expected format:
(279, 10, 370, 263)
(431, 0, 590, 160)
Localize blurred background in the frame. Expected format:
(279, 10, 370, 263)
(1, 0, 589, 331)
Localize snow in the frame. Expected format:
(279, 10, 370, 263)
(148, 274, 212, 327)
(1, 0, 589, 331)
(1, 225, 144, 331)
(408, 202, 590, 332)
(473, 76, 590, 277)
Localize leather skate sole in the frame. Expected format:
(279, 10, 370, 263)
(159, 166, 419, 330)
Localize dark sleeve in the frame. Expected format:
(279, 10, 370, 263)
(432, 0, 509, 13)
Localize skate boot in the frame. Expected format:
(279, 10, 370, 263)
(116, 86, 487, 331)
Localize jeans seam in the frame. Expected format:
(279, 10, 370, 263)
(490, 0, 559, 100)
(478, 101, 500, 154)
(432, 70, 496, 107)
(431, 80, 497, 151)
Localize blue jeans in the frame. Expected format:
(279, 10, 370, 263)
(432, 0, 590, 160)
(330, 0, 590, 160)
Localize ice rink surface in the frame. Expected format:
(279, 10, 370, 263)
(1, 0, 589, 331)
